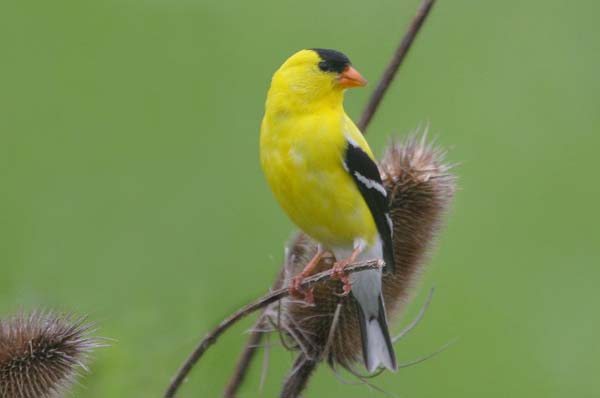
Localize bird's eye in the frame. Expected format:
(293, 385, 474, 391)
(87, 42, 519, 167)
(318, 61, 332, 72)
(317, 59, 348, 74)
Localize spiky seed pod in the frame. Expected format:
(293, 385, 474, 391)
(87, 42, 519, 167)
(271, 133, 456, 376)
(0, 311, 101, 398)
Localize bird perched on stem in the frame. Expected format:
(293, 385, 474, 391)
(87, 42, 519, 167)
(260, 49, 397, 372)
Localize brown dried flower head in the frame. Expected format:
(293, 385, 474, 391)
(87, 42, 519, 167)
(0, 311, 101, 398)
(270, 132, 456, 378)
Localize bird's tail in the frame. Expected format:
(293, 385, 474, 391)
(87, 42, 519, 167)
(355, 292, 397, 373)
(345, 241, 397, 372)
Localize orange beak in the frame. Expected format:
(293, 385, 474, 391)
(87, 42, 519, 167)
(337, 66, 368, 88)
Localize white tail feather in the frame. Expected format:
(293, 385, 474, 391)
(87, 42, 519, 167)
(366, 318, 396, 372)
(336, 238, 397, 372)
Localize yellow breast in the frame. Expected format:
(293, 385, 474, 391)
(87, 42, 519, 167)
(260, 110, 377, 249)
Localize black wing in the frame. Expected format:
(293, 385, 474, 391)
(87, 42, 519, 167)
(343, 141, 395, 273)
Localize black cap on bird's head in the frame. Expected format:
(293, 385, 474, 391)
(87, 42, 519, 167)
(311, 48, 367, 88)
(312, 48, 351, 73)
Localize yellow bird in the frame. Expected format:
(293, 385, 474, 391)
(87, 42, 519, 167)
(260, 49, 396, 372)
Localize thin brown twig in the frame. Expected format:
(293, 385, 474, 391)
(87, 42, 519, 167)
(163, 260, 382, 398)
(358, 0, 437, 133)
(396, 338, 457, 369)
(393, 286, 434, 343)
(320, 304, 342, 361)
(280, 355, 318, 398)
(222, 316, 268, 398)
(223, 270, 286, 398)
(259, 333, 270, 395)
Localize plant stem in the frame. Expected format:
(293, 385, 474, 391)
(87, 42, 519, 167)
(164, 260, 382, 398)
(358, 0, 437, 133)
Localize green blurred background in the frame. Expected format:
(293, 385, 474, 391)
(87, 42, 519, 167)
(2, 0, 599, 396)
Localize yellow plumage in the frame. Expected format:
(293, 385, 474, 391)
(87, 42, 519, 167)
(260, 50, 376, 250)
(260, 49, 397, 372)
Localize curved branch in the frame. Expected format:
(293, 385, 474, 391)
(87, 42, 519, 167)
(223, 270, 285, 398)
(222, 316, 268, 398)
(163, 260, 383, 398)
(358, 0, 436, 133)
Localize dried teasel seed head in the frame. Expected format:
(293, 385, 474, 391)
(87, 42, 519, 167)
(271, 131, 456, 373)
(0, 311, 102, 398)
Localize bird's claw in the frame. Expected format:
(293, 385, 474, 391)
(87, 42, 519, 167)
(331, 260, 352, 296)
(288, 274, 315, 306)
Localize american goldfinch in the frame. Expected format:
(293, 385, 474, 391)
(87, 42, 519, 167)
(260, 49, 396, 372)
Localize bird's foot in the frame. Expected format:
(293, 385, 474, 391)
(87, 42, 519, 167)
(288, 273, 315, 306)
(331, 259, 353, 296)
(287, 247, 325, 306)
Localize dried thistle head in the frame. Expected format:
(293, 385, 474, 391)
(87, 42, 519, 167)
(270, 132, 456, 372)
(0, 311, 101, 398)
